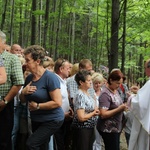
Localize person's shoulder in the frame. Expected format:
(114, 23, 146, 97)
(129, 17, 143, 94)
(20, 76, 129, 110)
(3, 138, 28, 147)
(68, 75, 75, 80)
(4, 51, 19, 60)
(44, 70, 55, 75)
(4, 51, 14, 57)
(75, 90, 84, 99)
(100, 87, 111, 98)
(101, 86, 108, 93)
(77, 89, 83, 95)
(44, 70, 59, 79)
(25, 73, 33, 84)
(26, 73, 33, 80)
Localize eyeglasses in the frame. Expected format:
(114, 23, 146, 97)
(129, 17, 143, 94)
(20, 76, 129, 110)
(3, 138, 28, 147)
(59, 59, 66, 68)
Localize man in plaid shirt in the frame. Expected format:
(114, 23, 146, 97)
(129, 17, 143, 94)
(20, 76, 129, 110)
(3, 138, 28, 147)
(0, 30, 24, 150)
(67, 59, 95, 107)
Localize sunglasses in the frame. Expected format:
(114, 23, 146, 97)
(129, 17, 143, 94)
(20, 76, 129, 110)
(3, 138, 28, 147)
(59, 59, 66, 67)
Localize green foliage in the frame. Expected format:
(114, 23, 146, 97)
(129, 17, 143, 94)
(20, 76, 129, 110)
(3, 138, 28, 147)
(32, 10, 45, 16)
(1, 0, 150, 84)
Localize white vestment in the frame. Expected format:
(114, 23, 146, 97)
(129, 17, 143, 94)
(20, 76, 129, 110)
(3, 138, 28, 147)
(128, 79, 150, 150)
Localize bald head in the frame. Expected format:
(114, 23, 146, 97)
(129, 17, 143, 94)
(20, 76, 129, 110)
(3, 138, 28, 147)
(11, 44, 22, 54)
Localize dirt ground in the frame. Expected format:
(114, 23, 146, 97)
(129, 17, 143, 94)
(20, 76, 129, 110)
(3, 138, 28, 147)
(120, 131, 128, 150)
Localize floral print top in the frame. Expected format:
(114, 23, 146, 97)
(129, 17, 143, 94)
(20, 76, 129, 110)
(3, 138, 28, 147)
(72, 89, 98, 129)
(97, 87, 123, 133)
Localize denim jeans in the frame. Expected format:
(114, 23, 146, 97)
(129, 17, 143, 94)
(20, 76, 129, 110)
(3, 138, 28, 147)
(48, 135, 54, 150)
(12, 106, 22, 150)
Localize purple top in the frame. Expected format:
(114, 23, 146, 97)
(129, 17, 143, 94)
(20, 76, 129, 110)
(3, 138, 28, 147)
(97, 87, 123, 133)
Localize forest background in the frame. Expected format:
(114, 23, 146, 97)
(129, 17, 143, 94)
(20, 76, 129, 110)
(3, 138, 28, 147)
(0, 0, 150, 87)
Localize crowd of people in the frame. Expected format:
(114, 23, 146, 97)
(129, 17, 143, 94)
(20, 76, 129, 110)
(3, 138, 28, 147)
(0, 29, 150, 150)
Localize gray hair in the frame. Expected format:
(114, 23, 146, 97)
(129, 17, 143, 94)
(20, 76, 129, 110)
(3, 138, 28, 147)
(0, 30, 6, 43)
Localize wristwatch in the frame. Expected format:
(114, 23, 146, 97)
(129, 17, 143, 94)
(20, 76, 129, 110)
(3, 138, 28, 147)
(3, 99, 8, 105)
(37, 103, 40, 110)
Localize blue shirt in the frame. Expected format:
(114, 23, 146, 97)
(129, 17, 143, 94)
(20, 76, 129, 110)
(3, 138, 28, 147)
(25, 70, 64, 122)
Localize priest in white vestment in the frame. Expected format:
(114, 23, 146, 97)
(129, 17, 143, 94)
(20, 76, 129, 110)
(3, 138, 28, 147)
(129, 59, 150, 150)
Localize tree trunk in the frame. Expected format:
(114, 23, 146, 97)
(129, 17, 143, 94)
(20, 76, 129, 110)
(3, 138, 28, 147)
(107, 0, 110, 69)
(109, 0, 119, 72)
(55, 0, 62, 58)
(9, 0, 15, 45)
(18, 4, 24, 46)
(38, 0, 43, 45)
(1, 0, 8, 30)
(95, 0, 99, 69)
(24, 1, 31, 47)
(31, 0, 37, 45)
(127, 52, 132, 87)
(121, 0, 127, 74)
(71, 10, 75, 63)
(52, 0, 57, 59)
(43, 0, 50, 49)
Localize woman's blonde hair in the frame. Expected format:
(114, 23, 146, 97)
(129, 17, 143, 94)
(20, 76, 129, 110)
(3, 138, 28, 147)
(18, 54, 25, 65)
(91, 72, 104, 83)
(43, 56, 54, 70)
(70, 63, 79, 76)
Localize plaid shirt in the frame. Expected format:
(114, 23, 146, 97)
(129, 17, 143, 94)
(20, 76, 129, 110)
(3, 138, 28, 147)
(0, 55, 4, 67)
(67, 75, 78, 99)
(0, 51, 24, 97)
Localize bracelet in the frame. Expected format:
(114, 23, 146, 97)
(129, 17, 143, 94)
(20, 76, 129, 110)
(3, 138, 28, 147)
(37, 103, 40, 110)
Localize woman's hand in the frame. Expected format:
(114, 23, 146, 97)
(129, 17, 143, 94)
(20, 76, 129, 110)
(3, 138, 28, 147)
(130, 85, 139, 94)
(65, 107, 74, 120)
(119, 103, 128, 111)
(93, 107, 100, 116)
(21, 82, 37, 95)
(29, 101, 38, 111)
(100, 103, 128, 119)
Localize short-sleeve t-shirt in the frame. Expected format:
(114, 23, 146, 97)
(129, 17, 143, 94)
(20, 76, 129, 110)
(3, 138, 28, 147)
(97, 87, 123, 133)
(0, 51, 24, 97)
(24, 70, 64, 122)
(72, 89, 98, 129)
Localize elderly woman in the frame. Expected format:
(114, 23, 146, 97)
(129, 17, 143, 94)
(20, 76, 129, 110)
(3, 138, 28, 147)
(20, 45, 64, 150)
(91, 72, 104, 150)
(43, 56, 54, 72)
(72, 70, 99, 150)
(97, 70, 127, 150)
